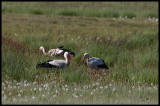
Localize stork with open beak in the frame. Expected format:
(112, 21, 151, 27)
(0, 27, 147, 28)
(37, 52, 72, 69)
(80, 53, 109, 78)
(39, 46, 75, 57)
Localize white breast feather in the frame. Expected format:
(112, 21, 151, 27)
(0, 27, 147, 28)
(49, 60, 65, 67)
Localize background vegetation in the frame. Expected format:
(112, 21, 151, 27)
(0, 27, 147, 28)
(2, 2, 158, 104)
(2, 2, 158, 18)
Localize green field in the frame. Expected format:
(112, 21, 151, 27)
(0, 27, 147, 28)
(2, 2, 158, 104)
(2, 2, 158, 18)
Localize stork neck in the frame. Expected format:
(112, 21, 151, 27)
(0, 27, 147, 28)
(41, 48, 47, 55)
(65, 56, 70, 65)
(86, 57, 89, 64)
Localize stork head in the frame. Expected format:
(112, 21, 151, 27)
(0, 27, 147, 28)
(84, 53, 89, 58)
(39, 46, 44, 55)
(64, 52, 72, 63)
(80, 53, 89, 63)
(39, 46, 44, 50)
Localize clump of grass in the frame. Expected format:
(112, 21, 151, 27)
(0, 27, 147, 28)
(128, 68, 158, 84)
(125, 32, 157, 50)
(2, 36, 41, 81)
(102, 11, 120, 18)
(122, 12, 136, 18)
(61, 66, 90, 84)
(145, 12, 158, 18)
(2, 49, 38, 82)
(30, 9, 44, 15)
(2, 36, 31, 54)
(2, 6, 13, 13)
(57, 9, 79, 16)
(84, 11, 101, 17)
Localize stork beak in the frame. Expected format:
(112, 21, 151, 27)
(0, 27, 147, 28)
(67, 56, 73, 63)
(80, 56, 85, 64)
(39, 50, 42, 55)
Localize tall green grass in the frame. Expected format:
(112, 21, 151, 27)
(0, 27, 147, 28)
(2, 47, 38, 82)
(2, 2, 158, 18)
(2, 31, 158, 84)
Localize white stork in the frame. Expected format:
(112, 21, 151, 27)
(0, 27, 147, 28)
(39, 46, 75, 57)
(37, 52, 72, 69)
(80, 53, 109, 78)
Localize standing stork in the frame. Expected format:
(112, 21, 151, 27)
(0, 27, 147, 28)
(37, 52, 72, 69)
(39, 46, 75, 57)
(80, 53, 109, 78)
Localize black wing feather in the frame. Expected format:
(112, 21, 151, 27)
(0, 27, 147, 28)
(97, 59, 109, 69)
(36, 61, 58, 69)
(60, 48, 75, 56)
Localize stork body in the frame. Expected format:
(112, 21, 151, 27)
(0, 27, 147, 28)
(39, 46, 56, 56)
(37, 52, 72, 69)
(80, 53, 109, 77)
(39, 46, 75, 57)
(87, 57, 109, 70)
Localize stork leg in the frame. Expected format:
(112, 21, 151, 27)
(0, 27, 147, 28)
(94, 71, 96, 78)
(102, 70, 105, 75)
(94, 70, 98, 78)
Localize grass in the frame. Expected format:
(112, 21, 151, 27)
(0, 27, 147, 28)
(2, 2, 158, 18)
(2, 2, 158, 104)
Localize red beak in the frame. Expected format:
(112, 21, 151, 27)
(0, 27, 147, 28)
(80, 56, 85, 64)
(67, 56, 73, 63)
(39, 50, 42, 55)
